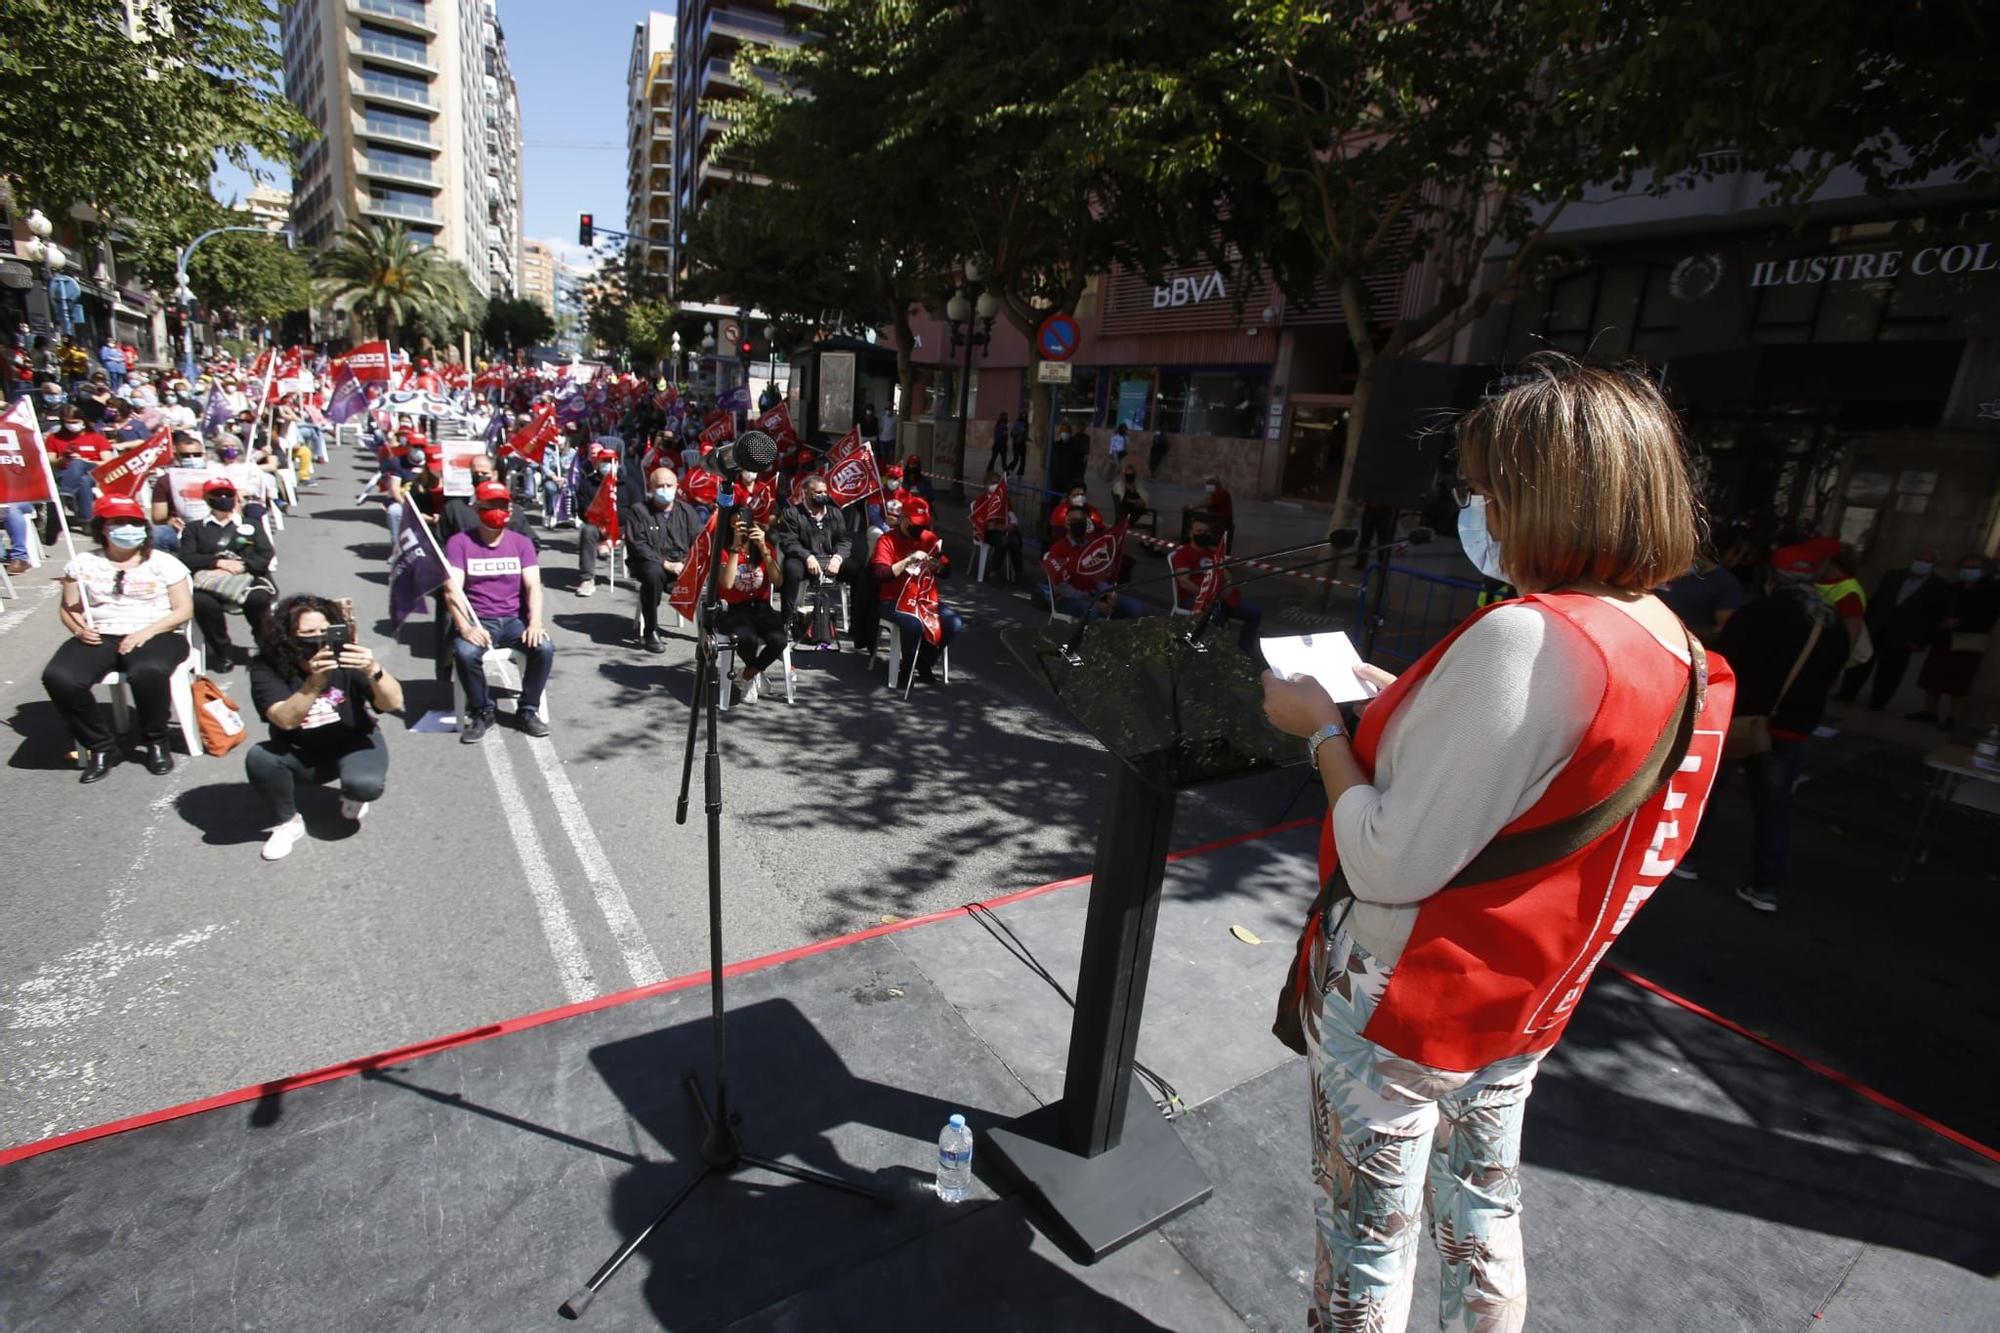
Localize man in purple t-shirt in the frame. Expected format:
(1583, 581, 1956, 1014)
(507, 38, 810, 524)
(445, 480, 555, 742)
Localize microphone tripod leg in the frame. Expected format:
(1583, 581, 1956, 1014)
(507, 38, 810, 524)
(557, 1166, 711, 1320)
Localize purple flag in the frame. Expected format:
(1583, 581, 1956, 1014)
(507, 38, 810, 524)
(201, 388, 233, 436)
(386, 496, 450, 628)
(327, 367, 369, 424)
(552, 445, 582, 525)
(553, 385, 587, 428)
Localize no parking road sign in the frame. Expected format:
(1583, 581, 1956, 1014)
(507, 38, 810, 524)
(1036, 313, 1080, 363)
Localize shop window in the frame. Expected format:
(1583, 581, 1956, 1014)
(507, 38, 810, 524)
(1158, 370, 1268, 438)
(1050, 367, 1100, 433)
(1539, 269, 1599, 354)
(1104, 367, 1157, 431)
(1750, 279, 1817, 343)
(1629, 264, 1682, 357)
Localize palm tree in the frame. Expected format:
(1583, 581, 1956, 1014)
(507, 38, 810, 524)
(314, 220, 475, 343)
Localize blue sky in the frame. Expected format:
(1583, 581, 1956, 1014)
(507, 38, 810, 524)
(216, 0, 655, 271)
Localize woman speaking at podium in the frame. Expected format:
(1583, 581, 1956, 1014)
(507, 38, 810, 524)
(1261, 354, 1735, 1331)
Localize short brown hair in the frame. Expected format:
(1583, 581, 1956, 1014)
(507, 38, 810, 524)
(1456, 353, 1698, 594)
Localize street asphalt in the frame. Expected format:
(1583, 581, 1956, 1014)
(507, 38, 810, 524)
(0, 445, 1308, 1152)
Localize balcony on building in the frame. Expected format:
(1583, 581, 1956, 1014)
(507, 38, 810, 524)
(350, 0, 434, 37)
(702, 6, 801, 56)
(357, 146, 440, 190)
(361, 188, 437, 224)
(354, 67, 438, 116)
(357, 109, 439, 152)
(352, 24, 435, 76)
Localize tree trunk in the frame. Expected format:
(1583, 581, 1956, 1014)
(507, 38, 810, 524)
(1328, 272, 1380, 531)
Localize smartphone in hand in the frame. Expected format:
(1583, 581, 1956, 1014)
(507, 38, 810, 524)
(325, 621, 353, 653)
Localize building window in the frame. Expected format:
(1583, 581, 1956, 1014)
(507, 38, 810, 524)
(1539, 269, 1600, 355)
(1157, 370, 1267, 438)
(363, 146, 432, 182)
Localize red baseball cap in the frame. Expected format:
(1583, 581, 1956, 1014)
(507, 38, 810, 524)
(95, 495, 146, 522)
(1771, 542, 1826, 577)
(474, 480, 512, 506)
(201, 476, 238, 496)
(881, 465, 903, 481)
(902, 495, 932, 526)
(1796, 536, 1842, 567)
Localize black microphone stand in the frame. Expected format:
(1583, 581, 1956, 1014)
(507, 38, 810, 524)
(558, 481, 888, 1321)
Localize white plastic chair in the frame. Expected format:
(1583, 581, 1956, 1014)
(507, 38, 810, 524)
(99, 624, 204, 756)
(879, 619, 950, 699)
(705, 629, 794, 711)
(1167, 569, 1198, 618)
(452, 645, 554, 729)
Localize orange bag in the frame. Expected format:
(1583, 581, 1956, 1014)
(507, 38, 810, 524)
(192, 676, 249, 757)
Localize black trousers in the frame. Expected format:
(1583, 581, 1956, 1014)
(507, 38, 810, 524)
(982, 530, 1024, 582)
(779, 554, 857, 619)
(42, 632, 190, 751)
(191, 586, 275, 654)
(715, 600, 787, 676)
(635, 557, 669, 635)
(245, 731, 390, 823)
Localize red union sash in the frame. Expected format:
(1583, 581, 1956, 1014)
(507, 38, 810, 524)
(970, 479, 1009, 533)
(895, 563, 942, 644)
(93, 429, 173, 499)
(668, 510, 719, 619)
(822, 428, 878, 506)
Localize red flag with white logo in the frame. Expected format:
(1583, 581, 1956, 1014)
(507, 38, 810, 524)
(821, 428, 879, 507)
(91, 428, 174, 499)
(970, 478, 1009, 533)
(584, 471, 621, 543)
(346, 340, 393, 383)
(0, 397, 57, 504)
(668, 510, 719, 620)
(894, 562, 943, 645)
(505, 406, 559, 465)
(1192, 537, 1229, 613)
(1075, 518, 1129, 586)
(755, 401, 798, 449)
(740, 475, 777, 527)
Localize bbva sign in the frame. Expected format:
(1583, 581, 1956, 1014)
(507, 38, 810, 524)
(1153, 272, 1227, 309)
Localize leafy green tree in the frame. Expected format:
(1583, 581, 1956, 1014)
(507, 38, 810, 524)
(0, 0, 311, 237)
(482, 297, 557, 354)
(1197, 0, 2000, 521)
(315, 221, 477, 343)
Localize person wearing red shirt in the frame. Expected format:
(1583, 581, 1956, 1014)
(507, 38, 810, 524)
(871, 495, 962, 687)
(1041, 507, 1141, 620)
(1048, 485, 1105, 542)
(1169, 517, 1265, 663)
(51, 406, 114, 524)
(1191, 473, 1235, 544)
(715, 506, 787, 704)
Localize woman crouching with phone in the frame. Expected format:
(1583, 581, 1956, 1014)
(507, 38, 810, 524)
(246, 594, 404, 861)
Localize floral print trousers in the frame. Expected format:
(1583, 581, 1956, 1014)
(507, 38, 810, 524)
(1302, 921, 1546, 1332)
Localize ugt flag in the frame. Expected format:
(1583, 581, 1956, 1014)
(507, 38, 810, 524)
(92, 429, 173, 500)
(970, 478, 1009, 534)
(894, 562, 943, 645)
(821, 428, 880, 507)
(0, 397, 57, 503)
(386, 495, 450, 628)
(505, 406, 559, 465)
(667, 510, 719, 621)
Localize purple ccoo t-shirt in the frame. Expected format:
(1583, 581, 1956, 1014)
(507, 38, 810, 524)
(446, 527, 538, 621)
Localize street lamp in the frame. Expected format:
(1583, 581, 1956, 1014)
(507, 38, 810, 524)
(20, 209, 71, 342)
(173, 224, 292, 378)
(945, 262, 998, 479)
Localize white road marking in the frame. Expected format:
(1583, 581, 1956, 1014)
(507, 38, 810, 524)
(0, 582, 62, 642)
(526, 732, 666, 987)
(477, 729, 597, 1004)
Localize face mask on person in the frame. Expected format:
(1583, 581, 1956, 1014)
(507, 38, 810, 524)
(470, 472, 495, 489)
(176, 453, 206, 469)
(652, 487, 675, 506)
(1192, 531, 1217, 550)
(165, 394, 180, 404)
(1067, 519, 1090, 540)
(739, 471, 758, 485)
(599, 461, 616, 476)
(1204, 483, 1217, 495)
(220, 448, 241, 462)
(806, 489, 827, 508)
(1909, 560, 1935, 577)
(208, 494, 237, 513)
(106, 524, 148, 550)
(884, 478, 900, 492)
(986, 482, 1001, 494)
(59, 420, 81, 433)
(478, 505, 511, 530)
(1961, 566, 1986, 584)
(1458, 494, 1508, 583)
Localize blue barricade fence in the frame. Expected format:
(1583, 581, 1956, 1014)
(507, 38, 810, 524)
(1351, 562, 1488, 667)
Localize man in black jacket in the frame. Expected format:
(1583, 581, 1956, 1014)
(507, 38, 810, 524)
(775, 474, 855, 644)
(180, 476, 276, 669)
(1709, 543, 1851, 913)
(625, 466, 704, 653)
(1837, 546, 1949, 709)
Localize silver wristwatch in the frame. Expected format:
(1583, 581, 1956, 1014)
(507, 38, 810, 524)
(1307, 721, 1346, 766)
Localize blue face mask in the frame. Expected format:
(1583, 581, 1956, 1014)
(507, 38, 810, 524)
(1458, 495, 1509, 584)
(107, 524, 149, 550)
(652, 487, 675, 505)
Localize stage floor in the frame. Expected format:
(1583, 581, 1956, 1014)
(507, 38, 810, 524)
(3, 824, 1995, 1330)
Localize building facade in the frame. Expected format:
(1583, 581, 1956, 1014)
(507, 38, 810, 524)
(281, 0, 523, 300)
(519, 237, 557, 318)
(241, 184, 294, 232)
(625, 13, 674, 282)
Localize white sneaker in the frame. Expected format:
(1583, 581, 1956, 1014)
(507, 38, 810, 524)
(739, 673, 761, 704)
(261, 815, 307, 861)
(339, 797, 370, 823)
(576, 578, 596, 598)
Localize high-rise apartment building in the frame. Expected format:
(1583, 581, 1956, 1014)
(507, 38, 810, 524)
(281, 0, 523, 301)
(240, 184, 294, 232)
(668, 2, 811, 294)
(625, 13, 675, 282)
(520, 237, 556, 317)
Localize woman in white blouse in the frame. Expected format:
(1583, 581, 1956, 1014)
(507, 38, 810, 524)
(41, 494, 195, 783)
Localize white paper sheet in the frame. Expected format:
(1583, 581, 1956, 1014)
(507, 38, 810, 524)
(1260, 631, 1377, 704)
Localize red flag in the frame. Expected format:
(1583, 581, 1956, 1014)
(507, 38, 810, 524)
(653, 386, 678, 411)
(894, 562, 943, 645)
(698, 417, 732, 452)
(821, 428, 880, 506)
(754, 401, 798, 448)
(682, 466, 719, 507)
(250, 348, 274, 379)
(0, 398, 56, 504)
(668, 511, 719, 620)
(970, 478, 1009, 534)
(740, 475, 778, 527)
(473, 365, 509, 391)
(583, 473, 621, 542)
(1075, 518, 1130, 587)
(346, 340, 393, 383)
(1191, 537, 1230, 613)
(91, 429, 173, 500)
(788, 470, 823, 506)
(505, 406, 558, 465)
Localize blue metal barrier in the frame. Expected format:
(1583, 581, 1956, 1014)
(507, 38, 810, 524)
(1352, 561, 1487, 667)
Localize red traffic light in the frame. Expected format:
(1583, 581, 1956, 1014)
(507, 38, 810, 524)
(739, 339, 754, 357)
(578, 213, 594, 246)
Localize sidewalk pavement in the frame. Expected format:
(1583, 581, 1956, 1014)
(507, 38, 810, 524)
(3, 813, 1993, 1330)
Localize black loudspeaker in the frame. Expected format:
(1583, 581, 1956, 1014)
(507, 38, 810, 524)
(1351, 360, 1485, 509)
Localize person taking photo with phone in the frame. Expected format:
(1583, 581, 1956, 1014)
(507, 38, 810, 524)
(246, 595, 404, 861)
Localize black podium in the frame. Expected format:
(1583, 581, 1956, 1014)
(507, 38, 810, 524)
(987, 617, 1300, 1261)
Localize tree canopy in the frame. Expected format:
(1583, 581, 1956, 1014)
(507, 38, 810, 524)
(482, 296, 557, 355)
(315, 221, 479, 345)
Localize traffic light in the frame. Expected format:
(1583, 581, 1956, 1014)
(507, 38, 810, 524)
(739, 338, 754, 358)
(578, 213, 593, 246)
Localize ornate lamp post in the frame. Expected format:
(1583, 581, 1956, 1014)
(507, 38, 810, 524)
(944, 256, 999, 479)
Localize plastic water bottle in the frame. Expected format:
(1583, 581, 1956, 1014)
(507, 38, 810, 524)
(934, 1113, 973, 1202)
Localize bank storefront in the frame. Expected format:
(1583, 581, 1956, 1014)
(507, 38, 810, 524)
(1477, 209, 2000, 573)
